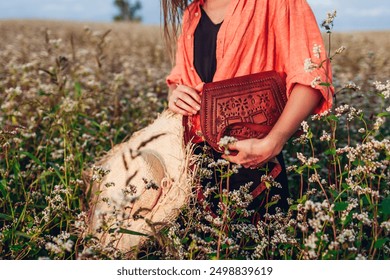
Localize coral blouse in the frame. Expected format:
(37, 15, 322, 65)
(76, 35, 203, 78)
(166, 0, 333, 143)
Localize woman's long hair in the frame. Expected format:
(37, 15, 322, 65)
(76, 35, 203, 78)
(161, 0, 200, 61)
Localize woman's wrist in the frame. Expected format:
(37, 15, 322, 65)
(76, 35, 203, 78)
(261, 130, 289, 157)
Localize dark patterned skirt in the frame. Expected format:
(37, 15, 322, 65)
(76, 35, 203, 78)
(194, 143, 289, 223)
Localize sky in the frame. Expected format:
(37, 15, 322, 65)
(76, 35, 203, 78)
(0, 0, 389, 31)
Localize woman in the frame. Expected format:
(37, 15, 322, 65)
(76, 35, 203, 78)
(163, 0, 333, 216)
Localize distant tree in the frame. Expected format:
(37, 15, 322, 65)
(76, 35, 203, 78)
(113, 0, 142, 22)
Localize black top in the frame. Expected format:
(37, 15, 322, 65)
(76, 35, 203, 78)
(194, 8, 222, 83)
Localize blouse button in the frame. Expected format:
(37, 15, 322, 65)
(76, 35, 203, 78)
(187, 35, 191, 40)
(195, 12, 199, 16)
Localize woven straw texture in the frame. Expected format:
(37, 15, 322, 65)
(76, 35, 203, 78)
(86, 110, 193, 251)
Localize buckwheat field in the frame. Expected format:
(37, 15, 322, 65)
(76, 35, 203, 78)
(0, 17, 389, 260)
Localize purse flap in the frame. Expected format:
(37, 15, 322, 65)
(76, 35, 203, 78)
(200, 71, 287, 152)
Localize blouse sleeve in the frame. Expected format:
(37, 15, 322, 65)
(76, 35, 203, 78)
(166, 32, 185, 86)
(275, 0, 334, 114)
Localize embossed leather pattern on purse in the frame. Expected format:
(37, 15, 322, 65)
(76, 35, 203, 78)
(200, 70, 287, 153)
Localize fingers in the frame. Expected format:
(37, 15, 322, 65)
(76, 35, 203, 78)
(222, 140, 265, 169)
(174, 98, 199, 115)
(169, 85, 201, 116)
(227, 141, 238, 151)
(177, 84, 201, 104)
(169, 100, 192, 116)
(245, 161, 264, 169)
(222, 152, 263, 169)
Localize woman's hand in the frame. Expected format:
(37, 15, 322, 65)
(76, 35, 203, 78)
(221, 136, 283, 169)
(168, 84, 201, 116)
(221, 84, 324, 169)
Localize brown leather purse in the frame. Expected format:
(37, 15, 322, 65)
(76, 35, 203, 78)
(196, 71, 288, 207)
(200, 70, 287, 153)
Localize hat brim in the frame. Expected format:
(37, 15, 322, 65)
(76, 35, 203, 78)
(86, 110, 193, 250)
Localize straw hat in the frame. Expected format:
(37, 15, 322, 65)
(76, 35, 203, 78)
(86, 110, 193, 251)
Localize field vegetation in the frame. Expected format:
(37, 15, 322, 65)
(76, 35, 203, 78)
(0, 19, 389, 259)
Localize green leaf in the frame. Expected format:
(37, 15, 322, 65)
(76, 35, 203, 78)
(205, 237, 213, 243)
(320, 82, 331, 87)
(374, 238, 389, 249)
(324, 148, 336, 156)
(287, 226, 295, 235)
(181, 237, 189, 245)
(265, 199, 279, 209)
(209, 253, 218, 260)
(110, 228, 150, 237)
(50, 104, 60, 114)
(20, 151, 44, 168)
(10, 244, 24, 252)
(329, 189, 340, 198)
(12, 160, 21, 176)
(38, 89, 51, 96)
(326, 115, 339, 122)
(297, 195, 307, 204)
(333, 202, 349, 211)
(296, 166, 306, 174)
(48, 162, 67, 186)
(0, 213, 13, 221)
(309, 164, 321, 170)
(352, 159, 363, 167)
(289, 204, 298, 211)
(15, 231, 32, 239)
(380, 197, 390, 215)
(74, 82, 82, 98)
(377, 112, 390, 118)
(0, 179, 8, 197)
(343, 212, 353, 226)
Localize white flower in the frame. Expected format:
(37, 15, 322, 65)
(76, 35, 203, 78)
(301, 121, 309, 133)
(304, 233, 318, 259)
(311, 76, 322, 88)
(352, 212, 372, 226)
(380, 220, 390, 232)
(49, 38, 62, 47)
(320, 130, 331, 142)
(308, 173, 320, 183)
(321, 10, 337, 30)
(218, 136, 237, 147)
(313, 44, 322, 58)
(208, 159, 230, 168)
(5, 86, 23, 96)
(100, 120, 110, 127)
(373, 80, 390, 99)
(335, 104, 350, 116)
(61, 97, 78, 113)
(328, 241, 339, 250)
(304, 58, 318, 73)
(373, 117, 385, 130)
(356, 254, 367, 260)
(335, 46, 346, 55)
(297, 153, 307, 164)
(343, 81, 360, 91)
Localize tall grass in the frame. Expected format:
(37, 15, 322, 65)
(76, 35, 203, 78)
(0, 19, 389, 259)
